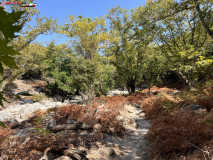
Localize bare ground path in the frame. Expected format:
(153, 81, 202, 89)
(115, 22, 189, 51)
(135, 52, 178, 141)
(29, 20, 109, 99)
(104, 104, 150, 160)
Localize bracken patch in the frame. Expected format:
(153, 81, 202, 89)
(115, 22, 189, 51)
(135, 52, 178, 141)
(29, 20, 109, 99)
(147, 109, 213, 159)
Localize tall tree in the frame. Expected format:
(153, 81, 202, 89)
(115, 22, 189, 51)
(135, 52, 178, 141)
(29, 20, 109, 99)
(139, 0, 213, 39)
(59, 15, 110, 60)
(134, 0, 213, 89)
(142, 45, 168, 93)
(107, 6, 154, 93)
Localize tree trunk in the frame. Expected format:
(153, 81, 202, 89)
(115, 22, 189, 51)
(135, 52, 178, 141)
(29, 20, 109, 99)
(174, 71, 191, 90)
(99, 82, 103, 95)
(148, 83, 152, 96)
(130, 83, 136, 93)
(127, 79, 136, 93)
(75, 89, 80, 95)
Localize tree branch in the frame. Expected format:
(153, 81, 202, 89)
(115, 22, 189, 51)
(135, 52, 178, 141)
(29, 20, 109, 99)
(193, 0, 213, 39)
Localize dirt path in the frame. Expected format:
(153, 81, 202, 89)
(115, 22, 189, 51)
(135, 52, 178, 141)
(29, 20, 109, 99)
(104, 104, 150, 160)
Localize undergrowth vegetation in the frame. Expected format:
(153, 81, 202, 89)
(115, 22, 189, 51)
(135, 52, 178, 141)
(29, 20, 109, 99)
(143, 80, 213, 159)
(0, 81, 212, 159)
(0, 126, 14, 144)
(30, 94, 47, 102)
(0, 94, 147, 159)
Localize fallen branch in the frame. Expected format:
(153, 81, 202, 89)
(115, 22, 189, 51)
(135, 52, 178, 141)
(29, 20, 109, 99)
(48, 123, 91, 132)
(39, 148, 50, 160)
(185, 140, 210, 159)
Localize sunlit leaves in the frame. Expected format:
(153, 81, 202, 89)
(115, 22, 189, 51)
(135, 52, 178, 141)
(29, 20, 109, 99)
(59, 15, 110, 59)
(0, 8, 24, 75)
(0, 8, 24, 109)
(0, 8, 24, 43)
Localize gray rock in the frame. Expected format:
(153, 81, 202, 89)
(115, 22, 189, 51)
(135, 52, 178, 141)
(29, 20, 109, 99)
(107, 90, 129, 96)
(63, 100, 70, 104)
(93, 123, 101, 132)
(25, 99, 34, 104)
(47, 119, 56, 128)
(69, 100, 83, 104)
(123, 118, 138, 128)
(135, 103, 141, 108)
(187, 105, 206, 111)
(98, 147, 116, 157)
(16, 91, 31, 96)
(0, 110, 12, 121)
(71, 95, 83, 100)
(55, 156, 72, 160)
(39, 156, 48, 160)
(19, 106, 35, 121)
(15, 128, 30, 137)
(65, 148, 86, 160)
(86, 146, 118, 160)
(10, 119, 20, 129)
(66, 119, 76, 124)
(150, 90, 159, 95)
(71, 153, 81, 160)
(0, 100, 67, 122)
(19, 99, 34, 105)
(167, 90, 180, 95)
(123, 118, 134, 125)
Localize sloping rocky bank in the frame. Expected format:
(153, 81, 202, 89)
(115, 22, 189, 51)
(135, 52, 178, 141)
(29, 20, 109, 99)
(0, 99, 69, 123)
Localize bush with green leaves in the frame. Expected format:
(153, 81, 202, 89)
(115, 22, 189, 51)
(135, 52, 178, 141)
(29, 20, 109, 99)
(42, 42, 115, 97)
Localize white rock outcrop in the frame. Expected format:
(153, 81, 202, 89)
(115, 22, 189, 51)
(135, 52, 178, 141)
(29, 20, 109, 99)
(0, 99, 68, 122)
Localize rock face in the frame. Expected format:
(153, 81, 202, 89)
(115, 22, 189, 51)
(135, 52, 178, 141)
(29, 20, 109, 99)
(0, 99, 68, 123)
(4, 80, 47, 96)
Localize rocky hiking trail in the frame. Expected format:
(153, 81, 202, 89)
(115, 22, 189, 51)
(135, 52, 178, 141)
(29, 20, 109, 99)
(103, 104, 150, 160)
(0, 80, 155, 159)
(0, 101, 151, 160)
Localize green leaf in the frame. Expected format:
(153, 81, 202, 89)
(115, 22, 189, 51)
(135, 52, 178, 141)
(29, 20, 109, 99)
(15, 95, 22, 100)
(0, 40, 20, 56)
(0, 121, 6, 128)
(0, 92, 7, 107)
(0, 8, 24, 42)
(0, 55, 18, 69)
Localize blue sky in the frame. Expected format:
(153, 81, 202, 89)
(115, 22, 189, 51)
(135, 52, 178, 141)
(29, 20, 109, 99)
(30, 0, 146, 45)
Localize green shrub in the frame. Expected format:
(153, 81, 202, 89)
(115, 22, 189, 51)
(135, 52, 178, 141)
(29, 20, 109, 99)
(31, 94, 46, 102)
